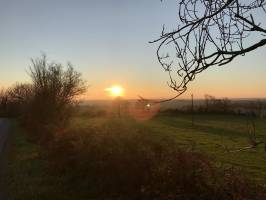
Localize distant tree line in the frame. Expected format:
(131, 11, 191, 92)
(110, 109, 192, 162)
(160, 94, 266, 118)
(200, 95, 231, 114)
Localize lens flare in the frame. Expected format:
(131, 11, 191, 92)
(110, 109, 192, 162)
(129, 101, 160, 121)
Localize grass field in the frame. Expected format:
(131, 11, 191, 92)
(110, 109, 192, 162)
(5, 123, 77, 200)
(71, 113, 266, 184)
(150, 114, 266, 184)
(5, 113, 266, 199)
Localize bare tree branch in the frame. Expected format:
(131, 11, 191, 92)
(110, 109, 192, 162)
(150, 0, 266, 102)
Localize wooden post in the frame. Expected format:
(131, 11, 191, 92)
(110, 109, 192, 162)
(191, 94, 194, 126)
(118, 97, 121, 118)
(118, 102, 121, 118)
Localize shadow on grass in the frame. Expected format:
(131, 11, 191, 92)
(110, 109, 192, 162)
(155, 116, 248, 140)
(193, 124, 247, 140)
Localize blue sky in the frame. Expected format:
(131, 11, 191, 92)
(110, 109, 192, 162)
(0, 0, 265, 99)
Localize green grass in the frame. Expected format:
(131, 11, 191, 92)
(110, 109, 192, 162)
(5, 122, 81, 200)
(71, 113, 266, 184)
(6, 113, 266, 199)
(148, 114, 266, 183)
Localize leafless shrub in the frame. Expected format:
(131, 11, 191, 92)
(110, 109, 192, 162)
(0, 88, 9, 116)
(28, 54, 86, 127)
(6, 55, 87, 142)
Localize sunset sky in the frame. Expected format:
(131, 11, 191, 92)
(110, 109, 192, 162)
(0, 0, 266, 100)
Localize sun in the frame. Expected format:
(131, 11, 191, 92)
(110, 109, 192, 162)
(105, 85, 124, 97)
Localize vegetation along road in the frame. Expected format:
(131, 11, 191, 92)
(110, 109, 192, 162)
(0, 118, 11, 200)
(0, 118, 10, 155)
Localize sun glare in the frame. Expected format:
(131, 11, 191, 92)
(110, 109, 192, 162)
(105, 85, 124, 97)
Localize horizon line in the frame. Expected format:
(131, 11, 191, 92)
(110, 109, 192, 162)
(80, 97, 266, 101)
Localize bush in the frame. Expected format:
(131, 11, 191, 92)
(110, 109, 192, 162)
(7, 55, 86, 142)
(28, 55, 86, 127)
(0, 88, 9, 117)
(46, 125, 266, 200)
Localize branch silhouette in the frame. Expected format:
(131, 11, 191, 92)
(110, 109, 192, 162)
(149, 0, 266, 103)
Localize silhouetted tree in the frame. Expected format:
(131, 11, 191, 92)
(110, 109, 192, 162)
(204, 94, 231, 113)
(6, 55, 86, 141)
(8, 83, 33, 103)
(152, 0, 266, 100)
(0, 88, 9, 116)
(253, 100, 265, 118)
(28, 54, 86, 128)
(7, 83, 33, 117)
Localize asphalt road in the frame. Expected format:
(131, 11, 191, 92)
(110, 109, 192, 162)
(0, 118, 10, 200)
(0, 118, 10, 156)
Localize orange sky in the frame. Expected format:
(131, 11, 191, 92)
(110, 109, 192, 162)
(0, 1, 265, 100)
